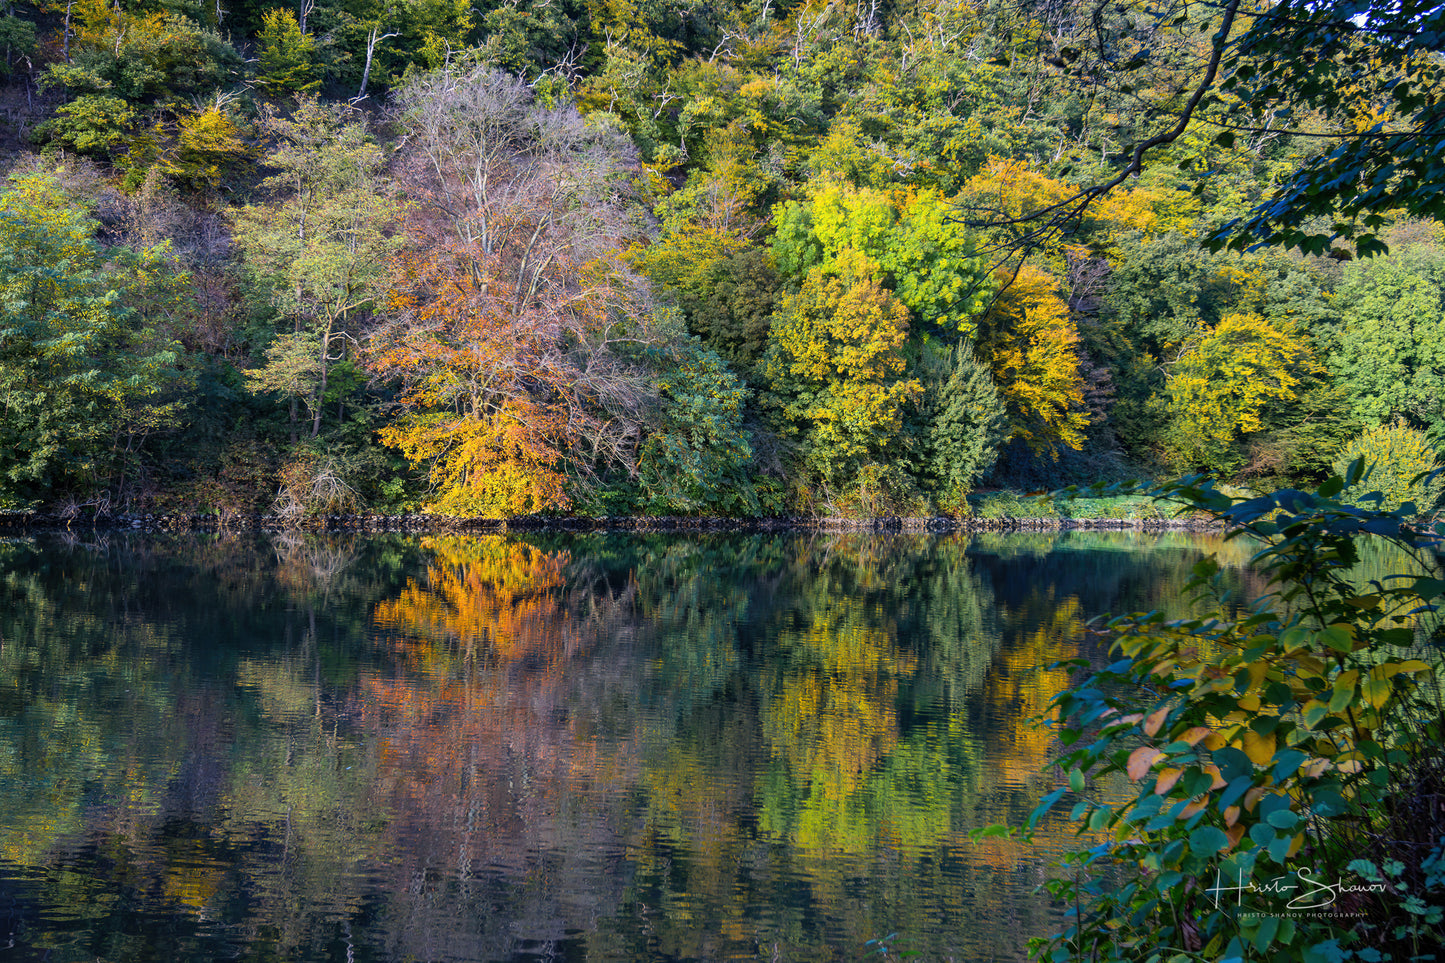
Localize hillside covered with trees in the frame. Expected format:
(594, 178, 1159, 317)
(0, 0, 1440, 518)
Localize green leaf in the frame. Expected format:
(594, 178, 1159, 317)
(1029, 788, 1066, 830)
(1318, 626, 1353, 653)
(1218, 775, 1253, 812)
(1253, 915, 1279, 951)
(969, 824, 1013, 840)
(1412, 577, 1445, 601)
(1190, 826, 1229, 855)
(1266, 809, 1299, 831)
(1271, 749, 1307, 783)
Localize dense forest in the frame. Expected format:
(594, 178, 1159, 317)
(0, 0, 1440, 518)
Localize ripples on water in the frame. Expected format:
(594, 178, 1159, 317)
(0, 531, 1260, 962)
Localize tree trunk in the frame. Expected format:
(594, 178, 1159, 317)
(311, 361, 326, 438)
(62, 0, 74, 63)
(356, 27, 397, 101)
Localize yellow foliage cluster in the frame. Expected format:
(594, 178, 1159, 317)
(980, 265, 1090, 451)
(1165, 312, 1320, 472)
(769, 249, 922, 481)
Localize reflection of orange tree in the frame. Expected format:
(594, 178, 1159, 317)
(959, 588, 1091, 877)
(373, 536, 578, 665)
(986, 590, 1084, 791)
(363, 536, 640, 892)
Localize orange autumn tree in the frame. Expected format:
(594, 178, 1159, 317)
(373, 246, 625, 516)
(371, 63, 657, 515)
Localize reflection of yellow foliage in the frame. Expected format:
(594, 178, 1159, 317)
(237, 659, 318, 719)
(359, 535, 642, 887)
(986, 592, 1084, 790)
(761, 604, 916, 855)
(767, 616, 909, 794)
(0, 704, 101, 864)
(162, 840, 228, 912)
(0, 808, 82, 866)
(642, 744, 740, 874)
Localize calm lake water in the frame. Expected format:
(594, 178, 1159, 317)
(0, 530, 1260, 962)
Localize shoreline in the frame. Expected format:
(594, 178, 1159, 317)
(0, 510, 1222, 535)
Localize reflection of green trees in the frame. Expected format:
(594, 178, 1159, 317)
(0, 530, 1266, 962)
(0, 541, 184, 867)
(0, 534, 423, 961)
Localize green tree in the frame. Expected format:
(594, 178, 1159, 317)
(34, 94, 135, 158)
(0, 173, 190, 506)
(1330, 243, 1445, 430)
(35, 2, 243, 170)
(635, 229, 781, 381)
(772, 178, 991, 336)
(766, 249, 921, 489)
(923, 342, 1009, 509)
(234, 100, 397, 441)
(632, 334, 756, 514)
(880, 189, 993, 336)
(683, 246, 780, 380)
(0, 13, 35, 75)
(39, 3, 241, 106)
(255, 8, 319, 96)
(1101, 232, 1238, 357)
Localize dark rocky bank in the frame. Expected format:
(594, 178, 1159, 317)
(0, 511, 1222, 535)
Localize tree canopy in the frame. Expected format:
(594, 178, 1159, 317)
(0, 0, 1436, 515)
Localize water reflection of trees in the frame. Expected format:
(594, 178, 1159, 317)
(0, 530, 1259, 962)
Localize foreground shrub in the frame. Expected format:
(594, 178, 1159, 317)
(1008, 469, 1445, 962)
(272, 449, 361, 520)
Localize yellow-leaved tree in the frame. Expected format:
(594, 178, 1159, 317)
(1164, 312, 1321, 475)
(977, 264, 1090, 452)
(766, 248, 922, 490)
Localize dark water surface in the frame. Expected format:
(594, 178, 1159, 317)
(0, 530, 1257, 962)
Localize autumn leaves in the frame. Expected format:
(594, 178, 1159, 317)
(370, 63, 750, 515)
